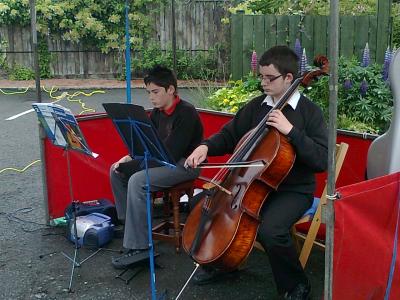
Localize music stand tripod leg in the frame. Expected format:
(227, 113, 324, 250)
(68, 216, 79, 292)
(32, 103, 100, 293)
(60, 147, 102, 292)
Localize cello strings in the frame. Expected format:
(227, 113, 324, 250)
(229, 75, 303, 165)
(208, 75, 305, 190)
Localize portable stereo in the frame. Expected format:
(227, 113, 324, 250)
(67, 213, 114, 248)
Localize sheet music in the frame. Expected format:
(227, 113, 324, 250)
(32, 103, 98, 158)
(102, 103, 174, 167)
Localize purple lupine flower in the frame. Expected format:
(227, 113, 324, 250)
(251, 50, 258, 75)
(300, 48, 309, 74)
(384, 46, 392, 61)
(361, 43, 370, 67)
(383, 60, 390, 81)
(360, 78, 368, 96)
(294, 38, 302, 61)
(343, 78, 352, 90)
(382, 46, 392, 81)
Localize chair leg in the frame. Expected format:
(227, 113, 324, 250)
(298, 206, 323, 268)
(170, 190, 181, 252)
(162, 194, 171, 221)
(152, 183, 194, 252)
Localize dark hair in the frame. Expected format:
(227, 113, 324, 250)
(144, 65, 177, 94)
(259, 45, 299, 78)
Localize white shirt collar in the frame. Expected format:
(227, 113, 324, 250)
(262, 90, 301, 110)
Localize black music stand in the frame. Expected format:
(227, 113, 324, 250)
(103, 103, 175, 300)
(32, 103, 98, 292)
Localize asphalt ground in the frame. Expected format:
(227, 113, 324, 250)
(0, 87, 324, 299)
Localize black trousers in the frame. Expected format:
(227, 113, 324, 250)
(257, 190, 313, 294)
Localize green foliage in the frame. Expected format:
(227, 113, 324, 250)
(0, 38, 9, 73)
(206, 73, 262, 113)
(38, 36, 52, 78)
(133, 43, 172, 73)
(246, 0, 282, 14)
(277, 0, 376, 15)
(303, 57, 392, 134)
(227, 0, 282, 15)
(176, 50, 220, 80)
(301, 76, 329, 116)
(0, 34, 52, 79)
(206, 57, 393, 134)
(393, 2, 400, 47)
(227, 0, 377, 16)
(9, 65, 35, 80)
(0, 0, 30, 26)
(131, 42, 225, 80)
(336, 114, 378, 134)
(0, 0, 164, 53)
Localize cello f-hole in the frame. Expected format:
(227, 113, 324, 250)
(230, 184, 242, 209)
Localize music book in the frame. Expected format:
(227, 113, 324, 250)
(32, 103, 98, 158)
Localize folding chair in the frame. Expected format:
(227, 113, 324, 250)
(294, 142, 348, 267)
(254, 142, 349, 269)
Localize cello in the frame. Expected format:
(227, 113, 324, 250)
(367, 48, 400, 179)
(182, 56, 329, 272)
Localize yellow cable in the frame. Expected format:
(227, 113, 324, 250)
(0, 160, 41, 174)
(42, 86, 66, 103)
(66, 95, 95, 115)
(1, 84, 104, 115)
(0, 87, 30, 95)
(69, 90, 105, 98)
(65, 90, 104, 115)
(42, 85, 59, 96)
(42, 86, 104, 114)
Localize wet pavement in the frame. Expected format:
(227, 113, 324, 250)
(0, 85, 324, 299)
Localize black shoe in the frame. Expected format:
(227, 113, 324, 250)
(111, 249, 150, 269)
(284, 280, 311, 300)
(192, 267, 238, 285)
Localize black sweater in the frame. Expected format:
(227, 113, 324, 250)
(202, 94, 328, 194)
(150, 99, 203, 162)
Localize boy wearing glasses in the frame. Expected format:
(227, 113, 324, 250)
(185, 45, 328, 299)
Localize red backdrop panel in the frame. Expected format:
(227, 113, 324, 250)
(43, 110, 373, 220)
(333, 172, 400, 300)
(43, 114, 127, 219)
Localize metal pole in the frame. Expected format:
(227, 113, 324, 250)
(30, 0, 41, 102)
(144, 151, 157, 300)
(38, 124, 49, 223)
(125, 0, 132, 104)
(171, 0, 177, 72)
(325, 0, 339, 299)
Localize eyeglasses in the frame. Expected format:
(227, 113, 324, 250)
(258, 74, 283, 83)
